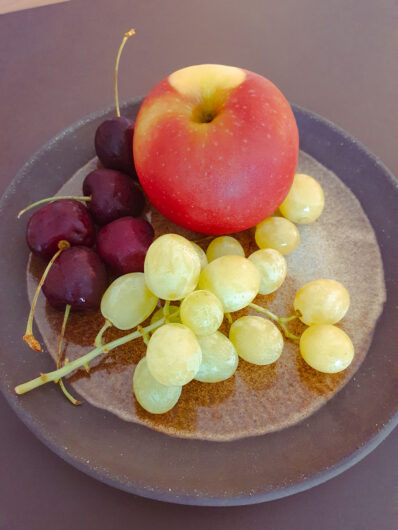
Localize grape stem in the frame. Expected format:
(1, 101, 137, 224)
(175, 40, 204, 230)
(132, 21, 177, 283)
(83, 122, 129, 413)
(137, 325, 149, 345)
(248, 302, 299, 340)
(15, 317, 166, 396)
(17, 196, 91, 219)
(114, 29, 135, 117)
(23, 240, 71, 351)
(94, 319, 112, 349)
(225, 312, 233, 324)
(163, 300, 171, 323)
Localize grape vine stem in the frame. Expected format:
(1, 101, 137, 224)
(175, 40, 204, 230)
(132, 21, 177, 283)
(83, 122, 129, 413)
(248, 302, 299, 340)
(15, 316, 166, 396)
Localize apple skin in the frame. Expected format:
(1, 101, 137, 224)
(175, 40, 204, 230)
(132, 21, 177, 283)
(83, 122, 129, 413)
(133, 65, 299, 235)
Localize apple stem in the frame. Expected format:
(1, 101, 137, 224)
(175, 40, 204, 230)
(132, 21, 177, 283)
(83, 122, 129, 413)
(15, 316, 166, 396)
(23, 240, 71, 352)
(18, 196, 91, 219)
(114, 28, 136, 118)
(248, 302, 299, 341)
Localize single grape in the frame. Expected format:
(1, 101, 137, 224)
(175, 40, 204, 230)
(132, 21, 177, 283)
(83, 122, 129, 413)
(144, 234, 201, 301)
(180, 290, 224, 336)
(82, 168, 145, 225)
(294, 279, 350, 325)
(198, 255, 260, 312)
(100, 272, 158, 330)
(255, 216, 300, 255)
(299, 324, 354, 373)
(280, 173, 325, 224)
(42, 247, 107, 311)
(191, 242, 208, 270)
(229, 316, 284, 365)
(97, 217, 154, 275)
(146, 323, 202, 386)
(195, 332, 238, 383)
(133, 357, 182, 414)
(26, 199, 95, 260)
(150, 305, 181, 325)
(206, 236, 244, 262)
(248, 248, 287, 295)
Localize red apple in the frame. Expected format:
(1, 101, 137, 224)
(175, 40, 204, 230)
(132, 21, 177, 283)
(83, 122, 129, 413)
(133, 64, 299, 235)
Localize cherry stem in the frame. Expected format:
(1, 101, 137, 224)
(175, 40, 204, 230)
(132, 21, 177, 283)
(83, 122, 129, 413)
(248, 302, 299, 341)
(23, 240, 71, 351)
(94, 319, 112, 349)
(18, 196, 91, 219)
(114, 28, 135, 118)
(163, 300, 171, 323)
(57, 304, 71, 368)
(15, 316, 167, 395)
(54, 304, 81, 404)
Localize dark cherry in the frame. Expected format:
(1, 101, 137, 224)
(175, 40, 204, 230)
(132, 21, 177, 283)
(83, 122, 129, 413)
(97, 216, 154, 275)
(26, 199, 95, 260)
(42, 247, 108, 312)
(82, 168, 145, 226)
(95, 117, 137, 178)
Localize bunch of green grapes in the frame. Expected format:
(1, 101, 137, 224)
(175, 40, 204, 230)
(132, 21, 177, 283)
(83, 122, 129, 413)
(99, 177, 353, 416)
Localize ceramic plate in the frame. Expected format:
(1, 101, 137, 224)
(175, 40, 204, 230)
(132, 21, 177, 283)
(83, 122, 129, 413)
(0, 99, 396, 505)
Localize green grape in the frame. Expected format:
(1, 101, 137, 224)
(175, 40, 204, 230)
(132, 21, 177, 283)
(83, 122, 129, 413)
(198, 255, 260, 312)
(133, 357, 182, 414)
(248, 248, 287, 295)
(100, 273, 158, 330)
(229, 315, 283, 365)
(299, 324, 354, 373)
(150, 305, 181, 325)
(294, 279, 350, 325)
(147, 323, 202, 386)
(180, 290, 224, 336)
(280, 173, 325, 224)
(144, 234, 201, 300)
(255, 216, 300, 255)
(206, 236, 244, 262)
(195, 332, 238, 383)
(191, 242, 208, 270)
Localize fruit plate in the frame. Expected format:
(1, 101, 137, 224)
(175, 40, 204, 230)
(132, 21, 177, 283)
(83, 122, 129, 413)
(0, 98, 396, 506)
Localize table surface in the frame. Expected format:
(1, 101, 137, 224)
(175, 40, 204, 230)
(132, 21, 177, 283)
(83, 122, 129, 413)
(0, 1, 397, 528)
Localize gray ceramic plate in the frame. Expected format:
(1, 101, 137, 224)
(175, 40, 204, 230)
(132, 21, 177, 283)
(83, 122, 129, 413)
(0, 99, 396, 506)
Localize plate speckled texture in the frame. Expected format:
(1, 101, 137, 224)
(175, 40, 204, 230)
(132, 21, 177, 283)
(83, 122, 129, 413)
(0, 99, 396, 504)
(26, 150, 385, 441)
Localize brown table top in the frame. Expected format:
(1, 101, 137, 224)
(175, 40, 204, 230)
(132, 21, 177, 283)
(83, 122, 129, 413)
(0, 1, 397, 528)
